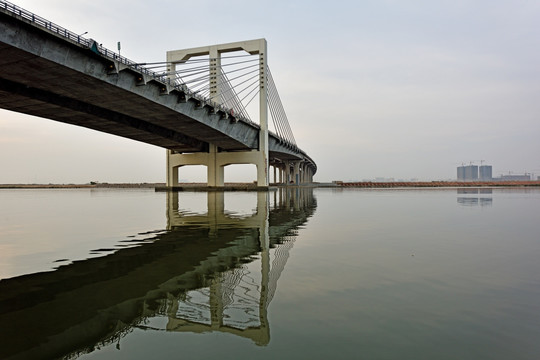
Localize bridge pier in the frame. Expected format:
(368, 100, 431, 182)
(268, 160, 315, 186)
(166, 39, 269, 189)
(166, 148, 269, 187)
(273, 160, 313, 185)
(269, 162, 285, 185)
(293, 161, 301, 185)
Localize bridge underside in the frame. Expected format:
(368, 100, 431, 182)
(0, 11, 255, 153)
(0, 10, 316, 185)
(0, 74, 304, 160)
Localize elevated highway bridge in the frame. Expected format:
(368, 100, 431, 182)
(0, 0, 316, 187)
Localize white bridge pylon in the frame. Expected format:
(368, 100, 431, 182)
(166, 39, 269, 187)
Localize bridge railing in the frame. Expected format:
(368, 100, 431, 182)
(0, 0, 91, 46)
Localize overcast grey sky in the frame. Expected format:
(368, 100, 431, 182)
(1, 0, 539, 183)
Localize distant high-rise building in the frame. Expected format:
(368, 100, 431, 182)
(457, 164, 494, 181)
(479, 165, 492, 181)
(465, 165, 478, 181)
(457, 165, 484, 181)
(457, 166, 466, 181)
(463, 165, 478, 181)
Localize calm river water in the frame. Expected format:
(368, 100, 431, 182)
(1, 187, 539, 360)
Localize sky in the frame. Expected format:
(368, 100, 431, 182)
(1, 0, 539, 183)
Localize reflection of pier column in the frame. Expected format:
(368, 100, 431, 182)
(166, 191, 179, 231)
(208, 192, 224, 238)
(210, 278, 224, 329)
(258, 191, 270, 339)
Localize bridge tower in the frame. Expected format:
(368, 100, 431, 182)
(166, 39, 269, 188)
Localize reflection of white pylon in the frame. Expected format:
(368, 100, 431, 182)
(163, 190, 304, 345)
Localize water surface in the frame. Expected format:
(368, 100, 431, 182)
(1, 187, 539, 359)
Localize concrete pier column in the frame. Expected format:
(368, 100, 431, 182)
(166, 150, 179, 187)
(256, 155, 268, 187)
(207, 144, 224, 187)
(284, 160, 291, 185)
(293, 161, 301, 185)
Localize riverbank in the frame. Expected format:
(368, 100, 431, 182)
(2, 181, 539, 189)
(336, 181, 540, 187)
(0, 183, 164, 189)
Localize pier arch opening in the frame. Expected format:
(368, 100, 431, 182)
(223, 164, 258, 185)
(177, 165, 207, 184)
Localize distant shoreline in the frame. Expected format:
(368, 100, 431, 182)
(335, 180, 540, 188)
(1, 181, 540, 189)
(0, 183, 164, 189)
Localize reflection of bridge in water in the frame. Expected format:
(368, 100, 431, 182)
(0, 188, 316, 360)
(165, 189, 313, 345)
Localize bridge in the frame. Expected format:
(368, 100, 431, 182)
(0, 1, 316, 187)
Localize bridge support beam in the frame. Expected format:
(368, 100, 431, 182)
(166, 148, 269, 187)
